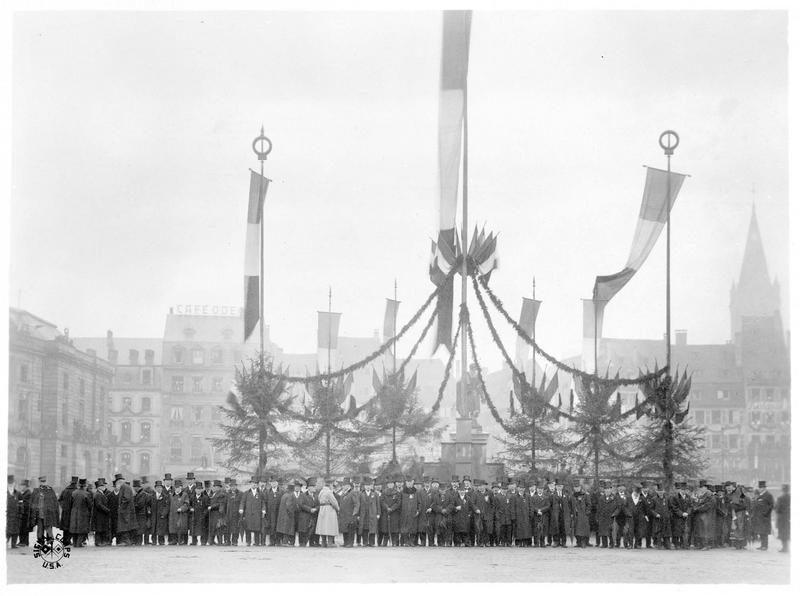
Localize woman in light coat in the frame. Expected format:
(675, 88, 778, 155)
(315, 482, 340, 547)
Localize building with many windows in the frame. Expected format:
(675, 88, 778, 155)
(9, 308, 115, 487)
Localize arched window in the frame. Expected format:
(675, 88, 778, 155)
(173, 346, 185, 364)
(141, 422, 151, 443)
(121, 451, 131, 467)
(170, 436, 183, 459)
(140, 452, 151, 474)
(121, 421, 131, 442)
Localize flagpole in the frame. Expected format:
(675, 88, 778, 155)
(660, 130, 679, 380)
(252, 125, 273, 362)
(326, 286, 332, 477)
(393, 279, 398, 375)
(531, 277, 536, 472)
(460, 12, 469, 422)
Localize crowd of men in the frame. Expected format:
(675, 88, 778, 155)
(6, 472, 790, 554)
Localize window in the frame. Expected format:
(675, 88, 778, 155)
(172, 376, 184, 392)
(123, 372, 132, 384)
(729, 410, 737, 424)
(211, 348, 223, 364)
(191, 349, 204, 365)
(141, 397, 151, 412)
(142, 369, 152, 385)
(140, 452, 151, 474)
(711, 434, 722, 449)
(765, 435, 775, 448)
(63, 373, 69, 391)
(18, 393, 28, 422)
(192, 376, 203, 393)
(170, 436, 183, 459)
(694, 410, 705, 425)
(78, 401, 85, 424)
(764, 412, 775, 425)
(170, 406, 184, 421)
(61, 396, 68, 427)
(765, 388, 774, 401)
(716, 390, 729, 400)
(20, 364, 29, 382)
(61, 444, 68, 457)
(212, 377, 223, 392)
(749, 387, 760, 400)
(79, 378, 85, 397)
(711, 410, 721, 425)
(141, 422, 152, 443)
(728, 435, 739, 449)
(193, 406, 203, 423)
(173, 346, 185, 364)
(121, 421, 131, 442)
(750, 411, 761, 424)
(123, 396, 132, 409)
(121, 452, 131, 467)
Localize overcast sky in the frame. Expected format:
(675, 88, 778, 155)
(9, 10, 789, 371)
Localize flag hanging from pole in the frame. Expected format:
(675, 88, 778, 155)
(581, 299, 606, 374)
(383, 299, 400, 344)
(244, 169, 270, 342)
(317, 311, 342, 372)
(515, 297, 541, 370)
(429, 10, 472, 353)
(591, 166, 687, 326)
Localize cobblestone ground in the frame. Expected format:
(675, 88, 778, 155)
(6, 539, 790, 583)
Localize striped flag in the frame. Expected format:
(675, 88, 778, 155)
(582, 298, 606, 374)
(430, 10, 472, 352)
(244, 169, 270, 341)
(591, 166, 687, 332)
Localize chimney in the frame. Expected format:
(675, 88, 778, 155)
(108, 349, 118, 364)
(144, 349, 155, 365)
(129, 349, 139, 365)
(675, 330, 688, 346)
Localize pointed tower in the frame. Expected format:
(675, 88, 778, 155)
(729, 204, 782, 344)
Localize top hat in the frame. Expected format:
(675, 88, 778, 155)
(451, 475, 460, 483)
(154, 480, 163, 487)
(71, 475, 79, 483)
(21, 479, 30, 487)
(203, 480, 211, 488)
(249, 476, 258, 484)
(186, 472, 195, 480)
(140, 476, 149, 484)
(114, 473, 125, 482)
(7, 474, 14, 483)
(95, 480, 104, 488)
(164, 473, 173, 481)
(174, 479, 183, 487)
(462, 475, 471, 482)
(195, 483, 205, 490)
(79, 478, 87, 486)
(224, 477, 232, 484)
(758, 480, 767, 488)
(698, 479, 707, 487)
(213, 480, 223, 487)
(132, 479, 142, 488)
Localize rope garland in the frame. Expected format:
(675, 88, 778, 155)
(264, 269, 453, 383)
(474, 273, 667, 386)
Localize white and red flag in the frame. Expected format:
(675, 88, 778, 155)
(243, 169, 270, 342)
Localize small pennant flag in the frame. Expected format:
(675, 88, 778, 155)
(383, 299, 400, 344)
(244, 170, 270, 341)
(515, 298, 541, 370)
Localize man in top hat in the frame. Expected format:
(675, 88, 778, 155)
(549, 478, 570, 548)
(713, 484, 727, 548)
(612, 484, 632, 548)
(339, 478, 361, 548)
(132, 479, 152, 546)
(595, 481, 615, 548)
(427, 479, 445, 547)
(68, 479, 91, 547)
(629, 483, 649, 549)
(17, 478, 33, 547)
(451, 482, 474, 546)
(669, 481, 691, 549)
(640, 481, 657, 548)
(115, 473, 136, 546)
(169, 480, 191, 545)
(58, 475, 78, 546)
(494, 480, 514, 547)
(92, 478, 111, 546)
(190, 481, 209, 545)
(530, 480, 550, 548)
(163, 472, 174, 495)
(276, 480, 301, 546)
(30, 475, 59, 544)
(650, 483, 671, 549)
(753, 480, 774, 551)
(224, 478, 241, 546)
(692, 481, 716, 550)
(572, 482, 591, 548)
(296, 479, 318, 547)
(185, 471, 198, 493)
(263, 475, 282, 546)
(7, 475, 23, 549)
(398, 476, 419, 547)
(150, 480, 169, 545)
(474, 480, 494, 547)
(359, 477, 380, 547)
(382, 478, 401, 546)
(207, 480, 227, 546)
(239, 476, 264, 547)
(775, 484, 790, 553)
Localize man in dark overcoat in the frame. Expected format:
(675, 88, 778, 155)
(339, 478, 361, 547)
(416, 478, 433, 546)
(427, 480, 445, 547)
(58, 475, 78, 546)
(224, 478, 241, 546)
(30, 475, 59, 544)
(692, 481, 716, 550)
(530, 482, 550, 547)
(495, 482, 515, 547)
(475, 481, 494, 546)
(190, 482, 209, 545)
(753, 480, 774, 551)
(629, 484, 649, 549)
(596, 481, 616, 548)
(650, 483, 672, 549)
(208, 480, 227, 546)
(612, 484, 632, 548)
(383, 478, 402, 546)
(775, 484, 789, 553)
(68, 479, 92, 547)
(358, 478, 380, 547)
(107, 477, 120, 545)
(238, 477, 263, 546)
(115, 474, 136, 546)
(549, 479, 570, 547)
(669, 481, 691, 549)
(17, 478, 32, 547)
(168, 480, 190, 545)
(513, 482, 531, 546)
(572, 484, 591, 547)
(262, 476, 282, 546)
(92, 479, 111, 546)
(277, 480, 301, 546)
(641, 481, 657, 548)
(132, 479, 151, 546)
(6, 475, 23, 549)
(150, 480, 170, 545)
(399, 477, 420, 547)
(451, 485, 474, 546)
(297, 481, 318, 547)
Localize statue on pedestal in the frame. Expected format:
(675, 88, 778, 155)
(456, 363, 482, 419)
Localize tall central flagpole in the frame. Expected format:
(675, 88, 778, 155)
(326, 286, 332, 477)
(531, 277, 536, 471)
(460, 15, 470, 419)
(392, 279, 398, 463)
(393, 279, 398, 375)
(252, 125, 273, 361)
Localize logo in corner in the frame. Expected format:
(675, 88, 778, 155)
(32, 533, 70, 569)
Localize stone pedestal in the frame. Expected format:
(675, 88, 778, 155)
(426, 418, 504, 483)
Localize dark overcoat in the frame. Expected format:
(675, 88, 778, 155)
(596, 494, 616, 536)
(382, 488, 401, 533)
(429, 490, 446, 532)
(134, 489, 152, 534)
(297, 491, 317, 535)
(209, 490, 228, 532)
(692, 492, 716, 540)
(549, 491, 572, 536)
(190, 491, 210, 536)
(6, 488, 23, 535)
(58, 484, 76, 531)
(92, 489, 110, 534)
(629, 494, 649, 539)
(338, 489, 361, 534)
(226, 489, 241, 533)
(168, 490, 190, 533)
(263, 488, 282, 532)
(669, 492, 691, 537)
(68, 488, 92, 534)
(358, 489, 380, 534)
(476, 491, 494, 533)
(572, 493, 591, 538)
(451, 493, 473, 534)
(107, 490, 120, 535)
(276, 491, 299, 535)
(399, 486, 419, 534)
(513, 492, 532, 539)
(495, 492, 515, 527)
(117, 483, 137, 532)
(530, 492, 550, 537)
(775, 493, 789, 541)
(150, 491, 170, 536)
(651, 494, 672, 538)
(19, 487, 33, 533)
(31, 485, 60, 528)
(239, 488, 263, 532)
(416, 488, 433, 533)
(752, 490, 774, 536)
